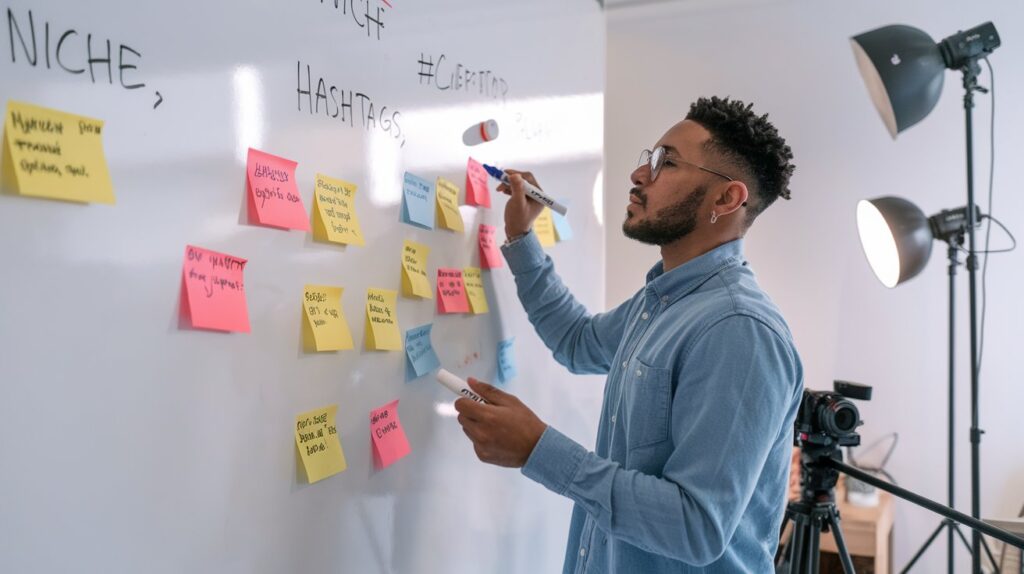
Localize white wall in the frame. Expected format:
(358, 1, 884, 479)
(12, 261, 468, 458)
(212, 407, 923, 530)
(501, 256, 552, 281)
(606, 0, 1024, 570)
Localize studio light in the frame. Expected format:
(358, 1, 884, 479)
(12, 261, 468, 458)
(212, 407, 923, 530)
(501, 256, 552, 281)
(856, 197, 980, 288)
(851, 22, 1000, 138)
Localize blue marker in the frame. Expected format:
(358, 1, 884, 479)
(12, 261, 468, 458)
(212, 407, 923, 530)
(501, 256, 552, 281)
(482, 164, 568, 216)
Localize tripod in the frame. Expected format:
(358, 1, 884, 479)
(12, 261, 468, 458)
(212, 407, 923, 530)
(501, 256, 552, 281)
(777, 443, 856, 574)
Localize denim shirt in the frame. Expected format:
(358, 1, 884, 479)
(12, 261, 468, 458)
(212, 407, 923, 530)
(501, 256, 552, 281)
(501, 232, 803, 573)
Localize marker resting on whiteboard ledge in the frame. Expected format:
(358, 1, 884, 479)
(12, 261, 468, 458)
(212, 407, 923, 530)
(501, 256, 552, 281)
(437, 369, 488, 404)
(482, 164, 568, 216)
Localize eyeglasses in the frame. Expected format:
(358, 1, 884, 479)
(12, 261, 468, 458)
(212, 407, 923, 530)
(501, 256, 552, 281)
(638, 146, 735, 184)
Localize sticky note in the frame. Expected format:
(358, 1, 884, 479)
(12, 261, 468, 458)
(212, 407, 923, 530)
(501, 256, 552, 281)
(534, 208, 557, 247)
(478, 224, 503, 269)
(401, 240, 432, 299)
(295, 405, 347, 483)
(302, 285, 354, 352)
(465, 157, 491, 208)
(405, 324, 441, 379)
(497, 337, 517, 384)
(437, 268, 470, 314)
(462, 267, 489, 315)
(246, 148, 309, 231)
(401, 172, 435, 230)
(435, 177, 464, 232)
(311, 173, 365, 246)
(370, 400, 412, 469)
(180, 245, 250, 333)
(551, 200, 574, 241)
(1, 100, 114, 203)
(365, 288, 402, 351)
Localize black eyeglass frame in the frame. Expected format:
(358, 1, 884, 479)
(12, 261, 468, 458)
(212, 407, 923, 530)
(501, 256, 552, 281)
(638, 146, 735, 184)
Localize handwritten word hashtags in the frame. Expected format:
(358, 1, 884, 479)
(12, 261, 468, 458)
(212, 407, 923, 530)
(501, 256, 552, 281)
(297, 61, 405, 147)
(416, 53, 509, 102)
(317, 0, 385, 41)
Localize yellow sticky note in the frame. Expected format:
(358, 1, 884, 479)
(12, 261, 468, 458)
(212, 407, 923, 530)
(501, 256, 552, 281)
(2, 100, 114, 203)
(311, 173, 365, 246)
(534, 208, 557, 247)
(462, 267, 489, 314)
(435, 177, 464, 232)
(401, 240, 432, 299)
(365, 288, 402, 351)
(302, 285, 353, 352)
(295, 405, 347, 484)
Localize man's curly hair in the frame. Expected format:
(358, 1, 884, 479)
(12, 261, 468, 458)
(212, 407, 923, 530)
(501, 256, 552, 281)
(685, 96, 795, 226)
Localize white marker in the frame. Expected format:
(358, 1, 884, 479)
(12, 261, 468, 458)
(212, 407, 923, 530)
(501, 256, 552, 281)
(462, 119, 500, 146)
(437, 368, 488, 404)
(482, 164, 568, 216)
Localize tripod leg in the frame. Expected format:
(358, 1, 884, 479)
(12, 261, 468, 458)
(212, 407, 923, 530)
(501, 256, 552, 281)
(790, 518, 807, 574)
(808, 518, 821, 574)
(901, 522, 947, 573)
(826, 508, 857, 574)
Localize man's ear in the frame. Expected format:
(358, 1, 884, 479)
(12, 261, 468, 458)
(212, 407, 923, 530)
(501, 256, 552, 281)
(715, 181, 749, 215)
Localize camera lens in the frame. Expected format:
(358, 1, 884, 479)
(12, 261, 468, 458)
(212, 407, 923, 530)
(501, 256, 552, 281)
(818, 397, 860, 436)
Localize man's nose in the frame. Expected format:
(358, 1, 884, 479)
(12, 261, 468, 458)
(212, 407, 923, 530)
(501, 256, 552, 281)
(631, 164, 647, 187)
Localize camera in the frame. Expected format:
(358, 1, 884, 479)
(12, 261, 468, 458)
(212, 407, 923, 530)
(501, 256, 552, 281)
(794, 380, 872, 449)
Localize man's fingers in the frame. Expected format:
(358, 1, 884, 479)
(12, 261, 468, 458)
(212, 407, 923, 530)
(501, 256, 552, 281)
(454, 397, 488, 421)
(467, 377, 513, 405)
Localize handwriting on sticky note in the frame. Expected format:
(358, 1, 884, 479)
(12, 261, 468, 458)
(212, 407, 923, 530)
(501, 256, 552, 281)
(2, 100, 114, 203)
(534, 208, 557, 247)
(401, 240, 432, 299)
(312, 173, 364, 245)
(295, 405, 347, 483)
(405, 324, 441, 378)
(462, 267, 489, 314)
(180, 245, 250, 333)
(465, 157, 491, 208)
(365, 288, 402, 350)
(401, 172, 435, 229)
(302, 285, 353, 352)
(436, 268, 470, 314)
(435, 176, 464, 232)
(246, 148, 309, 231)
(370, 400, 411, 469)
(497, 337, 517, 384)
(478, 224, 503, 269)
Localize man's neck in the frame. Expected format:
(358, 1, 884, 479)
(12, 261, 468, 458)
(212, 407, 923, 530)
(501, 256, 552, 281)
(659, 233, 740, 273)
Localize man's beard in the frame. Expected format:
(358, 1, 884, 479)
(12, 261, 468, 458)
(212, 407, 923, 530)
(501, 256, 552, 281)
(622, 185, 709, 246)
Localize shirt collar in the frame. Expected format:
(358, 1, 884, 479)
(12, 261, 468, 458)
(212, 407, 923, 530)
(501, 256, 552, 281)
(645, 239, 746, 302)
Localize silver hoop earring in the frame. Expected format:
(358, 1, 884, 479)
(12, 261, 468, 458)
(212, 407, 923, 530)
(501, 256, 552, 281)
(710, 211, 718, 224)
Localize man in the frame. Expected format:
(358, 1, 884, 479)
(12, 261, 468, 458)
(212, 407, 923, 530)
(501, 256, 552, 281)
(454, 96, 803, 573)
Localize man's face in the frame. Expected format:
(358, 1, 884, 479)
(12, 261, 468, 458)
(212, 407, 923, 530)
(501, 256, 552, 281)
(622, 120, 719, 246)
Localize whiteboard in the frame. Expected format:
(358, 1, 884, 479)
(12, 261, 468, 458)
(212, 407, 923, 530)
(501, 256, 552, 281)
(0, 1, 605, 572)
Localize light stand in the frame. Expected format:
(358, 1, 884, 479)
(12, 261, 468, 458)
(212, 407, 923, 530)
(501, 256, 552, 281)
(851, 21, 1002, 574)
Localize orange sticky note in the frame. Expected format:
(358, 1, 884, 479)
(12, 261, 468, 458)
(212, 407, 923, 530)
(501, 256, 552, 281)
(370, 399, 411, 469)
(246, 148, 309, 231)
(465, 157, 491, 208)
(437, 268, 470, 314)
(478, 224, 503, 269)
(180, 245, 250, 333)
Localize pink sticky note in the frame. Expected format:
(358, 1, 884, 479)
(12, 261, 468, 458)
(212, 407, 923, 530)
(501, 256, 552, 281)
(370, 400, 411, 469)
(478, 224, 503, 269)
(180, 245, 250, 333)
(436, 268, 470, 314)
(246, 148, 310, 231)
(465, 157, 491, 208)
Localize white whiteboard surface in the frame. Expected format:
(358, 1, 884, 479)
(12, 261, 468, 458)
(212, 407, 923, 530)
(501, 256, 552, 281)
(0, 1, 605, 572)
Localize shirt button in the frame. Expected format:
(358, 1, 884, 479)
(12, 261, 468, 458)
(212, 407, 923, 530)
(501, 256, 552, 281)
(621, 361, 627, 368)
(641, 312, 649, 320)
(635, 369, 642, 377)
(661, 296, 669, 304)
(611, 415, 617, 424)
(579, 547, 587, 557)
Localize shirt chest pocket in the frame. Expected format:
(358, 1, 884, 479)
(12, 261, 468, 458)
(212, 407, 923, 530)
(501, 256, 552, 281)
(622, 360, 672, 450)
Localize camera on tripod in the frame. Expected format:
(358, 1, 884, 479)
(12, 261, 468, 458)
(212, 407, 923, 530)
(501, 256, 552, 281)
(795, 380, 873, 450)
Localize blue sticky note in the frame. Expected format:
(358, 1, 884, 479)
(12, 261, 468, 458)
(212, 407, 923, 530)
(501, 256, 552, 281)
(405, 323, 441, 380)
(551, 200, 573, 242)
(497, 337, 517, 384)
(401, 172, 435, 230)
